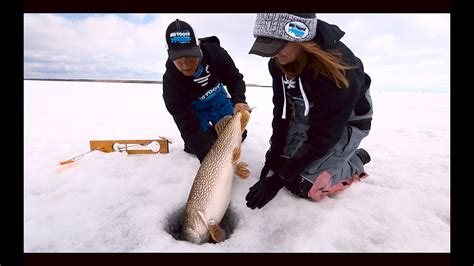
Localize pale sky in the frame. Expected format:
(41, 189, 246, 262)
(24, 13, 450, 92)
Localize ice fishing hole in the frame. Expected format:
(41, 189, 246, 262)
(165, 206, 238, 244)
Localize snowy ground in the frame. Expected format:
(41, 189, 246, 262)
(24, 80, 450, 252)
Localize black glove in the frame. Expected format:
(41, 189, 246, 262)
(259, 164, 272, 180)
(246, 174, 286, 209)
(265, 150, 287, 169)
(261, 150, 288, 180)
(277, 163, 299, 184)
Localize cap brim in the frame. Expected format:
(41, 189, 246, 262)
(249, 37, 287, 57)
(168, 46, 200, 61)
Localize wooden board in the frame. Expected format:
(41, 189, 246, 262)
(90, 139, 169, 154)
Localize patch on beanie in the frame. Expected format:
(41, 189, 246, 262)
(170, 31, 192, 44)
(285, 21, 309, 39)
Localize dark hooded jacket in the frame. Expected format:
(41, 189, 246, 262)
(267, 19, 372, 181)
(162, 36, 247, 161)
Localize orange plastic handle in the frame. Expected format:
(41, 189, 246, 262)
(58, 159, 75, 165)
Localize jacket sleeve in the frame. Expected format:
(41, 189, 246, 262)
(213, 46, 247, 105)
(278, 70, 363, 182)
(162, 75, 215, 162)
(265, 60, 290, 168)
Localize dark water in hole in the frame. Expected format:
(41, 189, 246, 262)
(165, 206, 238, 244)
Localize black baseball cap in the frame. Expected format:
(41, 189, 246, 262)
(165, 19, 200, 61)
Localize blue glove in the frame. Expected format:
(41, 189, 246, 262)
(245, 174, 286, 209)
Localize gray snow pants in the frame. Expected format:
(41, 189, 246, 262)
(281, 97, 370, 201)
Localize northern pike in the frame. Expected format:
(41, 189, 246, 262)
(182, 110, 251, 244)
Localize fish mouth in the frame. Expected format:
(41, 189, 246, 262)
(183, 227, 208, 244)
(165, 206, 239, 244)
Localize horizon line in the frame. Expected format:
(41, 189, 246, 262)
(23, 78, 448, 92)
(23, 78, 273, 88)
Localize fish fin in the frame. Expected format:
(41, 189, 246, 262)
(214, 115, 233, 136)
(235, 162, 250, 179)
(197, 211, 209, 229)
(232, 147, 241, 162)
(239, 110, 250, 131)
(208, 220, 226, 243)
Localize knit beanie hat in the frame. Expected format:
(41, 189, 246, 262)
(249, 13, 317, 57)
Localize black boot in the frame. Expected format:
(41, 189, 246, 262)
(285, 176, 311, 199)
(183, 144, 194, 154)
(355, 148, 371, 165)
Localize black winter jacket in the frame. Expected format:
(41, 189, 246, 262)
(162, 36, 247, 161)
(267, 19, 372, 181)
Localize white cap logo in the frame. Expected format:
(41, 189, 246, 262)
(285, 21, 309, 39)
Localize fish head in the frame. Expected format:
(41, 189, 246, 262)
(182, 216, 209, 244)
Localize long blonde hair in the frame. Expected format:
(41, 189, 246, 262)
(276, 42, 355, 88)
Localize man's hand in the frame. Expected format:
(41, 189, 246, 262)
(233, 103, 252, 114)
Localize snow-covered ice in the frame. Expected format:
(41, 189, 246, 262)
(24, 80, 450, 252)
